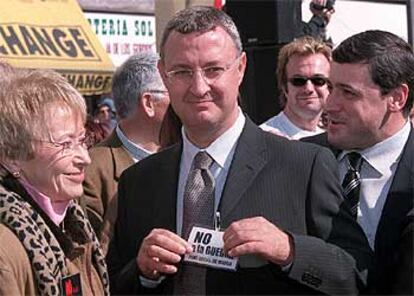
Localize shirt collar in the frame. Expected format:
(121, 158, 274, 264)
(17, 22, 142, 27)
(19, 178, 69, 226)
(115, 124, 152, 161)
(339, 121, 411, 175)
(182, 109, 245, 169)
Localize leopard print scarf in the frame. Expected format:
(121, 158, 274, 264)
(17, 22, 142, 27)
(0, 190, 110, 295)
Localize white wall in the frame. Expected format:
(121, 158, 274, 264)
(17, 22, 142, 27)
(78, 0, 154, 14)
(302, 0, 408, 46)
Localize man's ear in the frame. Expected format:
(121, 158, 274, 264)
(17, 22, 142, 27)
(140, 93, 155, 118)
(237, 52, 247, 85)
(388, 84, 408, 112)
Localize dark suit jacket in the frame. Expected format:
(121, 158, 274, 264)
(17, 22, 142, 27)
(107, 118, 372, 295)
(303, 127, 414, 294)
(391, 209, 414, 295)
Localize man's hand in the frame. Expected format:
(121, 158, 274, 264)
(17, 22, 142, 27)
(137, 228, 192, 279)
(223, 217, 294, 266)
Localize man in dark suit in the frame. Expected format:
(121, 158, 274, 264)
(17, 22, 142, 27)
(107, 6, 372, 295)
(303, 30, 414, 294)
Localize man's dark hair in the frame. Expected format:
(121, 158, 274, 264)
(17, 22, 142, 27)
(160, 6, 242, 60)
(333, 30, 414, 116)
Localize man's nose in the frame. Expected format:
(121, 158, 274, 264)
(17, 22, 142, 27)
(325, 91, 340, 113)
(303, 80, 316, 92)
(189, 70, 211, 96)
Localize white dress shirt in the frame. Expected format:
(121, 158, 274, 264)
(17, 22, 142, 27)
(176, 110, 246, 235)
(338, 121, 411, 249)
(260, 111, 324, 140)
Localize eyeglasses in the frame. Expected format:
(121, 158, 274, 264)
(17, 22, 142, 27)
(165, 57, 240, 85)
(146, 89, 169, 95)
(34, 136, 88, 155)
(145, 89, 169, 101)
(147, 89, 168, 93)
(288, 76, 329, 87)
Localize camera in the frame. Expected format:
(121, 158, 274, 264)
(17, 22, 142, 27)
(310, 0, 335, 11)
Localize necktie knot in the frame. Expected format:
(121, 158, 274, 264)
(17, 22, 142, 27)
(193, 151, 213, 170)
(347, 152, 362, 171)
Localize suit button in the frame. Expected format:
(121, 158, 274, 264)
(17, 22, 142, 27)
(301, 272, 322, 287)
(301, 273, 311, 283)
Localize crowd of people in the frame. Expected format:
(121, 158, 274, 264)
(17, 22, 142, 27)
(0, 3, 413, 296)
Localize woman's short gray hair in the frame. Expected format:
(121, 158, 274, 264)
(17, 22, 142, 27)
(0, 69, 86, 161)
(160, 6, 243, 60)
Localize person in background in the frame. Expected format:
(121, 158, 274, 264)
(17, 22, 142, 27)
(107, 6, 371, 295)
(82, 51, 170, 255)
(260, 36, 331, 139)
(85, 115, 108, 149)
(304, 30, 414, 294)
(302, 0, 336, 45)
(0, 69, 109, 295)
(94, 97, 117, 136)
(159, 105, 182, 149)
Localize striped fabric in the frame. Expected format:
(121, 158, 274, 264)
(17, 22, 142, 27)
(342, 152, 362, 218)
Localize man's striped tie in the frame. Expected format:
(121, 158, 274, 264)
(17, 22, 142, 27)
(342, 152, 362, 218)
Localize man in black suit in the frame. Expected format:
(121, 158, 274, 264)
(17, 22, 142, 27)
(304, 30, 414, 294)
(392, 209, 414, 294)
(107, 6, 372, 295)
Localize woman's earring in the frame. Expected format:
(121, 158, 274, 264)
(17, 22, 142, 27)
(12, 171, 21, 178)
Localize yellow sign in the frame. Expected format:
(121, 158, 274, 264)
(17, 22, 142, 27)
(0, 0, 114, 95)
(61, 72, 112, 96)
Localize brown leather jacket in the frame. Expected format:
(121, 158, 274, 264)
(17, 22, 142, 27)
(82, 131, 134, 255)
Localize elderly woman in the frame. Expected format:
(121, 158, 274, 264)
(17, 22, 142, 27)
(0, 69, 109, 295)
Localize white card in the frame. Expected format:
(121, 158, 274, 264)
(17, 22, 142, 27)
(183, 226, 238, 271)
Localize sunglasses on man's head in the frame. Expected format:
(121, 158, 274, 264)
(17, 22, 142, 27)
(288, 76, 329, 87)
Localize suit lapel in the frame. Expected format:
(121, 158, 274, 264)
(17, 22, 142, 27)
(218, 119, 267, 221)
(375, 127, 414, 247)
(153, 144, 182, 232)
(104, 131, 134, 180)
(112, 146, 134, 180)
(304, 132, 341, 157)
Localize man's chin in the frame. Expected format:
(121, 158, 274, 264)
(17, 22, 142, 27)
(327, 131, 350, 150)
(296, 102, 322, 112)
